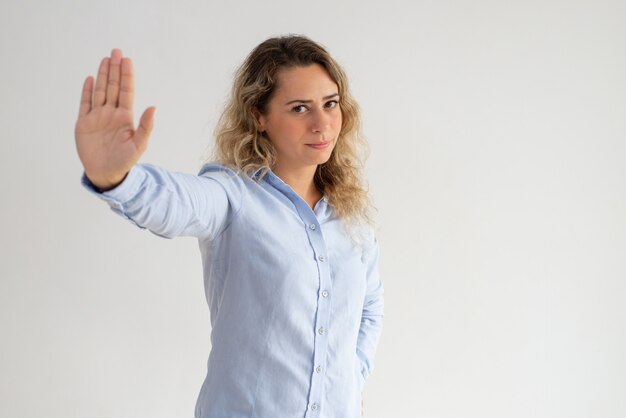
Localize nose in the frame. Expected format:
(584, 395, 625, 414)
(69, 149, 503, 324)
(310, 108, 330, 135)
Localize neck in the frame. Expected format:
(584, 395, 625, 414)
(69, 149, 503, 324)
(273, 164, 322, 209)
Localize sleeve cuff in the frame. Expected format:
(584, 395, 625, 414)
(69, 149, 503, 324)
(81, 166, 150, 230)
(81, 166, 147, 207)
(359, 369, 367, 391)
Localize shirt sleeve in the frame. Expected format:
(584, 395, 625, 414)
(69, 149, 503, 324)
(81, 162, 244, 240)
(356, 234, 385, 390)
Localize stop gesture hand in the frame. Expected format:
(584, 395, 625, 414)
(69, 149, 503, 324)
(75, 49, 155, 191)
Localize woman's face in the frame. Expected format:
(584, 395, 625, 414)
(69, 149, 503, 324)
(256, 64, 342, 176)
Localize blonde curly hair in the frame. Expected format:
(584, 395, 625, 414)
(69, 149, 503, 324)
(212, 35, 372, 225)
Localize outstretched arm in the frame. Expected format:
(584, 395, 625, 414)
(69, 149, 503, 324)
(75, 49, 155, 191)
(76, 50, 242, 240)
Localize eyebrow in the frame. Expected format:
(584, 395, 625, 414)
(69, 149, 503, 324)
(284, 93, 339, 106)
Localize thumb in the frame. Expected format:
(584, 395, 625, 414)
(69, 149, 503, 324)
(134, 106, 156, 151)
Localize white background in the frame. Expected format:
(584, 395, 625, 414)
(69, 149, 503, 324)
(1, 0, 625, 417)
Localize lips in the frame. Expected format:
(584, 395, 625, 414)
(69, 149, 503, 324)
(306, 141, 331, 150)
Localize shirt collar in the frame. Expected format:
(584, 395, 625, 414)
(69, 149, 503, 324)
(258, 168, 330, 207)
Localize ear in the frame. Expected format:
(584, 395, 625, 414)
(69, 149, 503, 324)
(252, 107, 266, 132)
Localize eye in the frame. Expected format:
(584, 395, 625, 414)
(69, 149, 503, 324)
(292, 104, 308, 113)
(325, 100, 339, 109)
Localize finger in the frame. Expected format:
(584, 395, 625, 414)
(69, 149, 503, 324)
(105, 49, 123, 106)
(134, 106, 156, 152)
(93, 57, 109, 107)
(78, 76, 94, 117)
(118, 57, 134, 110)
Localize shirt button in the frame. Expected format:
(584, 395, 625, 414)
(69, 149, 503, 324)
(318, 327, 326, 335)
(316, 365, 323, 373)
(322, 290, 329, 298)
(310, 403, 318, 411)
(309, 223, 316, 230)
(318, 255, 326, 262)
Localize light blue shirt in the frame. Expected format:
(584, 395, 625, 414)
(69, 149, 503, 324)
(82, 163, 384, 418)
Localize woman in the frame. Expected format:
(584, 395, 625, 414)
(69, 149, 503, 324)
(75, 35, 384, 418)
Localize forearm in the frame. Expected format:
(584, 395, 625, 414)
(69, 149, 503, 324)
(356, 284, 384, 385)
(356, 236, 385, 389)
(82, 163, 236, 239)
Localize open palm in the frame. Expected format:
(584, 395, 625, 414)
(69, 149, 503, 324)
(75, 49, 155, 190)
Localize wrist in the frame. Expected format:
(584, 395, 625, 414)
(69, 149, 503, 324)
(86, 172, 129, 192)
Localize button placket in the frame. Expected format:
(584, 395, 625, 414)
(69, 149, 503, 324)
(273, 187, 330, 418)
(269, 176, 332, 417)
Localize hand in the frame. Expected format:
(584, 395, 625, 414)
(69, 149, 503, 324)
(361, 394, 364, 416)
(75, 49, 155, 190)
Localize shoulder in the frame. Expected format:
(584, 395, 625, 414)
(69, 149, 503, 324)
(198, 162, 240, 179)
(197, 163, 254, 210)
(198, 162, 249, 190)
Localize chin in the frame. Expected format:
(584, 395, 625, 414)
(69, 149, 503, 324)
(314, 152, 334, 166)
